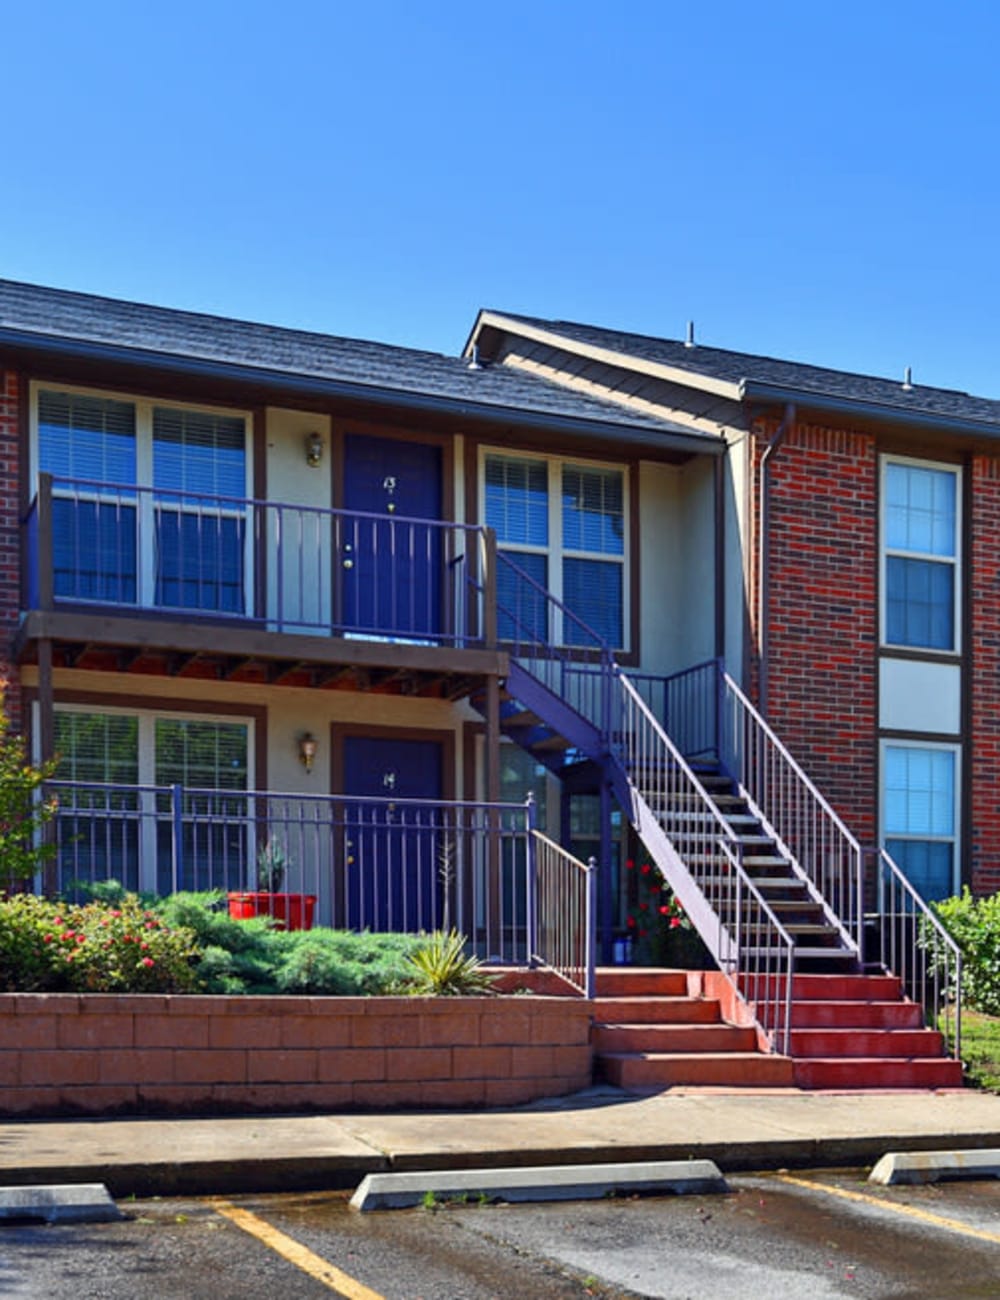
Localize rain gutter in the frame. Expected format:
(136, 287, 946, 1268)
(758, 403, 795, 718)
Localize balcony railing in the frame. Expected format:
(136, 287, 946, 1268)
(47, 781, 543, 965)
(24, 475, 494, 648)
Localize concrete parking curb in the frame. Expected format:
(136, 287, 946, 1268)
(0, 1184, 122, 1224)
(349, 1160, 729, 1210)
(869, 1149, 1000, 1185)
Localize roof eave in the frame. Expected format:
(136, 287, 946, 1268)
(1, 327, 724, 457)
(740, 379, 1000, 440)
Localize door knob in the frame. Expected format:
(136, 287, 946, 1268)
(343, 559, 354, 569)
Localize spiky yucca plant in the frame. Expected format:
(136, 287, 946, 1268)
(406, 929, 496, 996)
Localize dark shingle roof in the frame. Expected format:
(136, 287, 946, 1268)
(492, 311, 1000, 430)
(0, 281, 711, 443)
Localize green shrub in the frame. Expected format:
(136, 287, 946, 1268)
(933, 888, 1000, 1015)
(152, 893, 424, 995)
(0, 715, 58, 885)
(272, 929, 423, 995)
(404, 929, 496, 996)
(0, 893, 200, 993)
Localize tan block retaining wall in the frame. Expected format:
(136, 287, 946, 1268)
(0, 993, 593, 1117)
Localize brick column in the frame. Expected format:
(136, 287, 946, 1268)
(969, 455, 1000, 895)
(0, 372, 21, 732)
(758, 420, 878, 844)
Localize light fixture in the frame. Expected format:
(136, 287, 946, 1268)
(305, 432, 323, 468)
(298, 733, 317, 773)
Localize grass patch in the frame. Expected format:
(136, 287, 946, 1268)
(959, 1010, 1000, 1092)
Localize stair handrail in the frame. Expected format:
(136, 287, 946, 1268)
(494, 550, 615, 738)
(529, 831, 597, 997)
(720, 670, 865, 956)
(616, 671, 795, 1053)
(718, 840, 795, 1056)
(872, 848, 963, 1060)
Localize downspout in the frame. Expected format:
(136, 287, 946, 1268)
(757, 403, 795, 718)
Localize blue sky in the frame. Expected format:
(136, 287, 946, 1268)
(4, 1, 1000, 396)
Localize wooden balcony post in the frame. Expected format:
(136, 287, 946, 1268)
(482, 527, 498, 649)
(37, 473, 54, 612)
(486, 669, 501, 957)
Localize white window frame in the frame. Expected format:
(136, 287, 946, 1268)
(30, 381, 255, 617)
(47, 702, 255, 894)
(478, 447, 630, 652)
(879, 737, 960, 899)
(880, 454, 961, 653)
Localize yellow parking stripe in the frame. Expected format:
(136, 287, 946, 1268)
(212, 1199, 385, 1299)
(776, 1174, 1000, 1246)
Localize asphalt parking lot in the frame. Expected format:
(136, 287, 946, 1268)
(2, 1170, 1000, 1299)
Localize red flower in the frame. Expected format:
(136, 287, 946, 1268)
(625, 859, 635, 870)
(670, 917, 682, 929)
(141, 957, 155, 968)
(659, 905, 670, 915)
(638, 929, 648, 938)
(640, 864, 651, 875)
(626, 916, 636, 929)
(75, 934, 86, 945)
(639, 902, 648, 911)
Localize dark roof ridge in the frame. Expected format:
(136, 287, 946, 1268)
(486, 308, 982, 403)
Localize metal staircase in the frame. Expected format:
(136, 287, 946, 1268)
(479, 553, 962, 1069)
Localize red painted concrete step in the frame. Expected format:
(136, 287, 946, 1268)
(592, 996, 721, 1025)
(601, 1050, 796, 1090)
(595, 969, 689, 997)
(790, 999, 924, 1029)
(792, 1056, 964, 1089)
(594, 1023, 757, 1054)
(789, 1028, 944, 1058)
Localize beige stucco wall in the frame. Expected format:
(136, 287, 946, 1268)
(637, 458, 715, 676)
(26, 667, 474, 799)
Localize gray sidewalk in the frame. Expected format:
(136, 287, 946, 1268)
(4, 1086, 1000, 1198)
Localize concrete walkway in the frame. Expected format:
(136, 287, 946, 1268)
(4, 1086, 1000, 1197)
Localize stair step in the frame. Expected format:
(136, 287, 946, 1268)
(600, 1051, 796, 1090)
(789, 1028, 945, 1058)
(742, 973, 902, 1001)
(792, 1056, 963, 1090)
(502, 708, 542, 727)
(594, 968, 689, 997)
(594, 1023, 758, 1054)
(592, 995, 722, 1024)
(790, 1000, 924, 1029)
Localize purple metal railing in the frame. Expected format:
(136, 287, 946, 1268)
(718, 670, 863, 957)
(494, 551, 613, 740)
(530, 833, 596, 997)
(46, 781, 538, 964)
(872, 848, 962, 1058)
(615, 673, 794, 1053)
(24, 475, 487, 647)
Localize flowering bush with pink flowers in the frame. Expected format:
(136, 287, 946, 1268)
(0, 893, 199, 993)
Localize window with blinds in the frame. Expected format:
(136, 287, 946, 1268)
(484, 453, 626, 649)
(37, 389, 248, 614)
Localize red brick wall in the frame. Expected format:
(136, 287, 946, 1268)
(969, 455, 1000, 895)
(0, 993, 593, 1117)
(0, 372, 20, 732)
(753, 420, 878, 846)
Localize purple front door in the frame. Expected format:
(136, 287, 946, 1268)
(342, 735, 443, 932)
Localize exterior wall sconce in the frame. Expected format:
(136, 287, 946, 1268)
(305, 432, 323, 468)
(299, 733, 317, 773)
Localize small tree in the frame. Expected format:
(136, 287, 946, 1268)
(0, 714, 58, 886)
